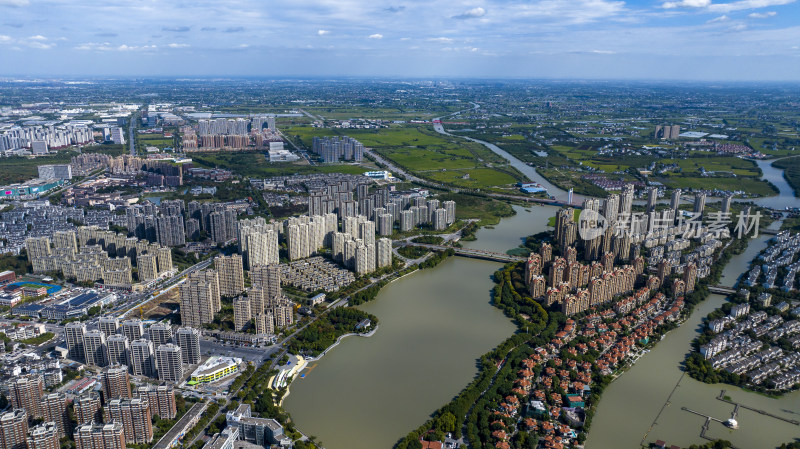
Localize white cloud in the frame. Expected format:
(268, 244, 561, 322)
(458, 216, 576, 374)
(317, 29, 330, 36)
(75, 42, 156, 51)
(452, 7, 486, 19)
(710, 0, 795, 12)
(591, 49, 616, 54)
(509, 0, 626, 25)
(167, 43, 189, 48)
(428, 37, 454, 44)
(0, 34, 55, 49)
(0, 0, 30, 6)
(749, 10, 778, 16)
(663, 0, 795, 11)
(662, 0, 711, 8)
(708, 14, 730, 22)
(368, 33, 383, 39)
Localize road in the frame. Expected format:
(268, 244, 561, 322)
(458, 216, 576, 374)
(117, 258, 214, 318)
(44, 167, 107, 200)
(129, 111, 138, 156)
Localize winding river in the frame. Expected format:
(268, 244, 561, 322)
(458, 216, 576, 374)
(283, 205, 558, 449)
(587, 220, 800, 449)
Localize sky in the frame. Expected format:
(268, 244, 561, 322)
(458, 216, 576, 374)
(0, 0, 799, 80)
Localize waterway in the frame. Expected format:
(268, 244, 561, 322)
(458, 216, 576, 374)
(754, 158, 800, 210)
(283, 205, 557, 449)
(432, 122, 576, 204)
(587, 229, 800, 449)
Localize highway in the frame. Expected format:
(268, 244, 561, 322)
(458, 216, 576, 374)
(129, 111, 138, 156)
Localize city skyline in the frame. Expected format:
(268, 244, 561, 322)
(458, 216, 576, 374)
(0, 0, 798, 80)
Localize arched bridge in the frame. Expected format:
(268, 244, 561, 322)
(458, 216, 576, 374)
(405, 242, 526, 263)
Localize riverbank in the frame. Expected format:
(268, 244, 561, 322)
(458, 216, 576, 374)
(303, 325, 379, 363)
(278, 326, 379, 407)
(390, 223, 751, 449)
(587, 232, 800, 449)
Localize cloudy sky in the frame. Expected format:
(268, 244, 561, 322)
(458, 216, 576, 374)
(1, 0, 799, 80)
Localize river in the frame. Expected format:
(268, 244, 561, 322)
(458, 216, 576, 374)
(283, 205, 558, 449)
(754, 158, 800, 210)
(587, 225, 800, 449)
(432, 122, 577, 204)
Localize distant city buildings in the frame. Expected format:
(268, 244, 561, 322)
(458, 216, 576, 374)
(311, 136, 365, 162)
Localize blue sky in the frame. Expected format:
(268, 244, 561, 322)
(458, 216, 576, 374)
(0, 0, 799, 80)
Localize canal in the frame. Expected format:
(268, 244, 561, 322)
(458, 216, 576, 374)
(283, 205, 558, 449)
(587, 228, 800, 449)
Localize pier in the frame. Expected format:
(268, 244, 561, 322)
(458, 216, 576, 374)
(717, 390, 800, 425)
(680, 406, 738, 447)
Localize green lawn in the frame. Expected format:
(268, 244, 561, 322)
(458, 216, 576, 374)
(435, 192, 516, 225)
(191, 151, 371, 178)
(284, 125, 520, 188)
(0, 152, 76, 185)
(426, 168, 518, 188)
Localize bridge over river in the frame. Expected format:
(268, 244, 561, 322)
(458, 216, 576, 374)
(404, 242, 526, 263)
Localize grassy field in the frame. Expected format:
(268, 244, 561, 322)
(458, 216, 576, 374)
(191, 151, 374, 178)
(284, 125, 524, 189)
(425, 168, 518, 188)
(436, 192, 516, 225)
(0, 152, 75, 184)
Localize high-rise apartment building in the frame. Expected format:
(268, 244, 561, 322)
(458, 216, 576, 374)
(38, 393, 69, 438)
(27, 422, 59, 449)
(98, 317, 119, 337)
(129, 339, 155, 377)
(136, 253, 159, 282)
(120, 319, 144, 343)
(180, 270, 221, 328)
(74, 421, 126, 449)
(155, 344, 183, 383)
(670, 188, 682, 211)
(215, 255, 245, 297)
(156, 215, 185, 247)
(135, 385, 176, 420)
(64, 322, 87, 363)
(0, 409, 28, 449)
(147, 323, 172, 348)
(443, 200, 456, 225)
(106, 335, 129, 367)
(106, 398, 153, 444)
(244, 230, 279, 268)
(157, 247, 173, 274)
(694, 192, 706, 215)
(175, 327, 201, 365)
(233, 297, 251, 331)
(83, 330, 108, 367)
(101, 366, 131, 400)
(7, 374, 43, 419)
(254, 312, 274, 335)
(73, 394, 102, 426)
(249, 264, 281, 300)
(376, 238, 392, 268)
